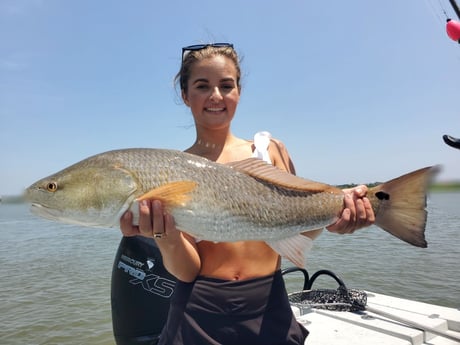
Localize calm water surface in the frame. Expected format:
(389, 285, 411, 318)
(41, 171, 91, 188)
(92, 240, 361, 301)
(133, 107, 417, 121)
(1, 192, 459, 344)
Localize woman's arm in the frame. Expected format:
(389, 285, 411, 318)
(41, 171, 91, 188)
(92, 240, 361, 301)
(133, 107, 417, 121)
(268, 138, 296, 173)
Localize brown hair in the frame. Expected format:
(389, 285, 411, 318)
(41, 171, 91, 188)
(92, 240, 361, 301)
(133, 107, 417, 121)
(174, 45, 242, 94)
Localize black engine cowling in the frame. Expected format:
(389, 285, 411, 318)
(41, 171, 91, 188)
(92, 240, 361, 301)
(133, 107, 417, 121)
(111, 236, 176, 345)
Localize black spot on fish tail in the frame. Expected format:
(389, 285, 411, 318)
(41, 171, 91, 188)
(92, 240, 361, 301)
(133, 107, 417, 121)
(375, 191, 390, 200)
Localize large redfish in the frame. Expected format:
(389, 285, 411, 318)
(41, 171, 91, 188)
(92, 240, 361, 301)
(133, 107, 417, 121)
(25, 148, 439, 267)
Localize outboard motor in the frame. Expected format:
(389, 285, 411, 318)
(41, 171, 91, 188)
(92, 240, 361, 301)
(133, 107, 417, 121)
(111, 236, 177, 345)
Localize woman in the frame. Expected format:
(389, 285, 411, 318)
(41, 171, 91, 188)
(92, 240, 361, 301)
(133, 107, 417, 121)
(120, 43, 375, 345)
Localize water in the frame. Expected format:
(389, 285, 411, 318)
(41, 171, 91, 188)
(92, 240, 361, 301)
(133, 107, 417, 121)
(1, 193, 459, 345)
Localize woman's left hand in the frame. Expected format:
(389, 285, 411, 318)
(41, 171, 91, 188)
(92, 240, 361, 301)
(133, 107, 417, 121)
(326, 185, 375, 234)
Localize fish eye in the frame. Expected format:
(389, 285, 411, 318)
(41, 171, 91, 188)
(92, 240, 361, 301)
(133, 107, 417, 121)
(46, 182, 58, 192)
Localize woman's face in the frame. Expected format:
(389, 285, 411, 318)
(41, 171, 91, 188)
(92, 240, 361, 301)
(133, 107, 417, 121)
(182, 55, 240, 131)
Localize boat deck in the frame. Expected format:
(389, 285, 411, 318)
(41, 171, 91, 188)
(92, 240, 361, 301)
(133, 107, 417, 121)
(292, 291, 460, 345)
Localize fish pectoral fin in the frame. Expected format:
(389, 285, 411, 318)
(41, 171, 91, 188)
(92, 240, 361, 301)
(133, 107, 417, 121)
(226, 158, 340, 193)
(136, 181, 197, 208)
(266, 234, 314, 268)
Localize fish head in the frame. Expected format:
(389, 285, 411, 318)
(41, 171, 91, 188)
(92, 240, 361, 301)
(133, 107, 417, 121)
(25, 161, 138, 228)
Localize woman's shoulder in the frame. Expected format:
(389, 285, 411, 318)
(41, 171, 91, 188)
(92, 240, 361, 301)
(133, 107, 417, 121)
(266, 139, 295, 174)
(250, 131, 295, 173)
(268, 137, 288, 152)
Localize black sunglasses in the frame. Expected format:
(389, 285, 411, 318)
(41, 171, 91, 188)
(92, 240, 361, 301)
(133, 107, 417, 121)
(181, 43, 234, 61)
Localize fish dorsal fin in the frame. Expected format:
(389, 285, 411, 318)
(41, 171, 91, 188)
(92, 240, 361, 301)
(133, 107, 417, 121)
(227, 158, 338, 193)
(137, 181, 197, 208)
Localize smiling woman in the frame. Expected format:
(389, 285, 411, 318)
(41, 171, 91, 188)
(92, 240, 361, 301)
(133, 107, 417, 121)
(117, 43, 313, 345)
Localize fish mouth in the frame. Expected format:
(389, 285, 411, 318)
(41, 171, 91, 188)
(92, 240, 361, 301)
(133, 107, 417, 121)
(30, 201, 125, 228)
(30, 203, 61, 221)
(29, 203, 98, 227)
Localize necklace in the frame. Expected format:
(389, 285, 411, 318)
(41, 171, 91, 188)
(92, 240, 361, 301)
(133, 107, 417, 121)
(196, 138, 222, 150)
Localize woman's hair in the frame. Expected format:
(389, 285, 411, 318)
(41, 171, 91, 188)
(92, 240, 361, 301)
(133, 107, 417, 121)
(174, 45, 242, 94)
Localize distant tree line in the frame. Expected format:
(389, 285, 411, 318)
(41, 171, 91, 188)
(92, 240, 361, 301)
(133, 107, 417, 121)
(335, 182, 381, 189)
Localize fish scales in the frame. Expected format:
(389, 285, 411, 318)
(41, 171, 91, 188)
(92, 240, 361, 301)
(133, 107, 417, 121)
(103, 149, 344, 241)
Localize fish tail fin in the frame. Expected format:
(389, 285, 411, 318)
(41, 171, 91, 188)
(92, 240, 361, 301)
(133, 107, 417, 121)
(137, 181, 197, 209)
(369, 166, 440, 248)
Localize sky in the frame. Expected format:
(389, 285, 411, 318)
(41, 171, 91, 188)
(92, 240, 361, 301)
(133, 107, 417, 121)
(1, 0, 459, 196)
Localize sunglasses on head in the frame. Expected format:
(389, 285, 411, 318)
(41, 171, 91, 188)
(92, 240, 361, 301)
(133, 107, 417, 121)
(181, 43, 234, 61)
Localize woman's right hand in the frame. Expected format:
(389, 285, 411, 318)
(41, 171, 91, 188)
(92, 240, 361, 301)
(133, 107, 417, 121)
(120, 200, 180, 240)
(120, 200, 201, 282)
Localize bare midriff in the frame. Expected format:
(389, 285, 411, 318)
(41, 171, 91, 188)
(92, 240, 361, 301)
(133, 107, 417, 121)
(197, 240, 281, 281)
